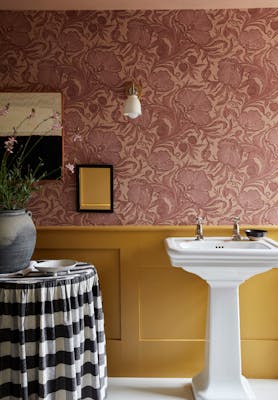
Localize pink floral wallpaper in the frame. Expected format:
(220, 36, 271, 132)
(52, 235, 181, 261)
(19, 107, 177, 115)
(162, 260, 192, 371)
(0, 9, 278, 226)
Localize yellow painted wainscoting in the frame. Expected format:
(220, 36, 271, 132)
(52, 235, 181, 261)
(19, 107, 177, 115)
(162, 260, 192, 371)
(34, 226, 278, 378)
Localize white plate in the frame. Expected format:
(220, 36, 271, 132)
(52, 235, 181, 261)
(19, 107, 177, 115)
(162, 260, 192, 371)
(35, 259, 77, 274)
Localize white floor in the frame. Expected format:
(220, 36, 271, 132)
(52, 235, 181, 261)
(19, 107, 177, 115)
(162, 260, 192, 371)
(107, 378, 278, 400)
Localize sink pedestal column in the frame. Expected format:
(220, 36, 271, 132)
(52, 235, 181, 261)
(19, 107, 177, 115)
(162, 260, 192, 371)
(192, 278, 255, 400)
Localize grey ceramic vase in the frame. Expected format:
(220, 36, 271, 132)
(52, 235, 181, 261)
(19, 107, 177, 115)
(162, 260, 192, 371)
(0, 209, 36, 273)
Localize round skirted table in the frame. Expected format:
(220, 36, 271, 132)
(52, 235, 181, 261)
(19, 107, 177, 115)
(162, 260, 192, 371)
(0, 265, 107, 400)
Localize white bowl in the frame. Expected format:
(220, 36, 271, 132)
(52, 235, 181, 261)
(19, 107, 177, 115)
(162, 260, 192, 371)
(35, 259, 77, 274)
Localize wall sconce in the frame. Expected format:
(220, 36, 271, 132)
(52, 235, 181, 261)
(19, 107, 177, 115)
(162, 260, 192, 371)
(123, 82, 142, 119)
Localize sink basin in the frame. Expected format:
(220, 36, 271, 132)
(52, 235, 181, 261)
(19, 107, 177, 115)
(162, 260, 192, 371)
(171, 237, 273, 250)
(165, 236, 278, 273)
(165, 236, 278, 400)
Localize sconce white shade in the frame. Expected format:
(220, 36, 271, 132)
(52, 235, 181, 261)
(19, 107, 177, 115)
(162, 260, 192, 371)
(123, 94, 142, 119)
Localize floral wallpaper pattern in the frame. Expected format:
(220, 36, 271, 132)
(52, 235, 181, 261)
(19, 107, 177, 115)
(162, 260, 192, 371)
(0, 9, 278, 226)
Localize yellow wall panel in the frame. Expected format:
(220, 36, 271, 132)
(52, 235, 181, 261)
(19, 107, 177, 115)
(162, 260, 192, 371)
(137, 341, 205, 377)
(34, 226, 278, 378)
(139, 268, 207, 339)
(242, 340, 278, 379)
(240, 269, 278, 340)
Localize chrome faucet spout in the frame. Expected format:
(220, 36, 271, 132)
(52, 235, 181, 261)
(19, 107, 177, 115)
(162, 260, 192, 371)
(195, 217, 204, 240)
(232, 217, 242, 241)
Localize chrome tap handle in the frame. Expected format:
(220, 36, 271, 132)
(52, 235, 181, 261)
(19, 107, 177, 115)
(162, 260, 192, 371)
(195, 217, 204, 240)
(232, 217, 241, 241)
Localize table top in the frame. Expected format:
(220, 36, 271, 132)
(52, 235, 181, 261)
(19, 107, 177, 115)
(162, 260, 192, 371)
(0, 262, 95, 287)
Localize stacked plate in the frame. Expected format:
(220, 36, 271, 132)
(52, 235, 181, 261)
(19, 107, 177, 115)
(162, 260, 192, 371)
(34, 259, 78, 275)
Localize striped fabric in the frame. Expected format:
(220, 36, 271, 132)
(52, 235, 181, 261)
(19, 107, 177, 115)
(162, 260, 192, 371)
(0, 267, 107, 400)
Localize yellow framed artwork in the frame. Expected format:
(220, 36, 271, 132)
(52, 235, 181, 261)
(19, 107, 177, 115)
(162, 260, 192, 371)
(76, 164, 113, 212)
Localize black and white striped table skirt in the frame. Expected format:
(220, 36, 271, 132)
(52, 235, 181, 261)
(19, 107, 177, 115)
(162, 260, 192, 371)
(0, 267, 107, 400)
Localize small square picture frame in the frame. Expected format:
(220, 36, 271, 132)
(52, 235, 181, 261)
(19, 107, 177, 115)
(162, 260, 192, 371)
(76, 164, 113, 212)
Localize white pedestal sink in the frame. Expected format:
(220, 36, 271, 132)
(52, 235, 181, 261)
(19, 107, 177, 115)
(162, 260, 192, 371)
(165, 237, 278, 400)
